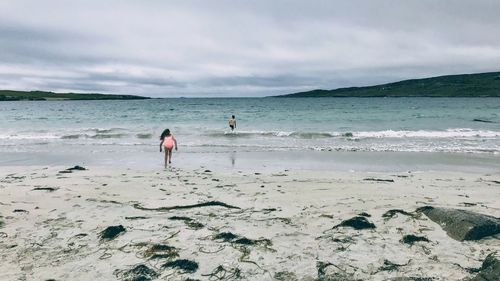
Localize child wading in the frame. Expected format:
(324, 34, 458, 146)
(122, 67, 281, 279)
(159, 129, 178, 168)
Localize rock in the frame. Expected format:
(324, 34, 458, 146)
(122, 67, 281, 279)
(100, 225, 126, 240)
(468, 253, 500, 281)
(417, 206, 500, 241)
(333, 216, 376, 230)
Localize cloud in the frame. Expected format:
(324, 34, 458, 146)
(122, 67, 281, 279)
(1, 0, 500, 97)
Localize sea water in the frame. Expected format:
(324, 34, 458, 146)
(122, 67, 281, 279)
(0, 97, 499, 171)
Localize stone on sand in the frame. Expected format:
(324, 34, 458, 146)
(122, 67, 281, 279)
(417, 206, 500, 241)
(468, 253, 500, 281)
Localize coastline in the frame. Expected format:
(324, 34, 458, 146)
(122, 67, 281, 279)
(1, 165, 499, 280)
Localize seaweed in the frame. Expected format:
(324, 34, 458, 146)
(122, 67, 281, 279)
(162, 259, 199, 273)
(67, 165, 87, 171)
(214, 232, 238, 242)
(377, 259, 411, 272)
(333, 216, 376, 230)
(144, 244, 179, 260)
(133, 201, 240, 212)
(169, 216, 204, 229)
(382, 209, 418, 220)
(201, 265, 242, 280)
(118, 264, 158, 281)
(358, 212, 371, 217)
(169, 216, 193, 221)
(32, 187, 57, 192)
(363, 178, 394, 182)
(100, 225, 126, 240)
(401, 234, 430, 245)
(125, 216, 150, 220)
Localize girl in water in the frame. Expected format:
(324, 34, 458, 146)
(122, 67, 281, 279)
(160, 129, 178, 168)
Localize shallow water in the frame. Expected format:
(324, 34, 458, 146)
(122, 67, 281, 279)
(0, 97, 499, 170)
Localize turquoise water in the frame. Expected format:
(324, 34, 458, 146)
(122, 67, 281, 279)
(0, 97, 499, 170)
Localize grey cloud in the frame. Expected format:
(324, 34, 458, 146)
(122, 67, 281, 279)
(1, 0, 500, 97)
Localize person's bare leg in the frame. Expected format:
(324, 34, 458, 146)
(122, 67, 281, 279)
(164, 151, 169, 168)
(168, 149, 173, 164)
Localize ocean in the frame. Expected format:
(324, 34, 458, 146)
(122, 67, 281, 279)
(1, 97, 499, 172)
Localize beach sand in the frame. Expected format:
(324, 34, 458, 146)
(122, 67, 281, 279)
(0, 166, 499, 280)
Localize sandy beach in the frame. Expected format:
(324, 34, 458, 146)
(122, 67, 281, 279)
(1, 166, 498, 280)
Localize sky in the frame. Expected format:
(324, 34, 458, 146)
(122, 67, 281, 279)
(1, 0, 500, 97)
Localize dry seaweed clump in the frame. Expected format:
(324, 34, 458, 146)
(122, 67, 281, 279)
(168, 216, 204, 230)
(382, 209, 418, 220)
(162, 259, 199, 273)
(213, 232, 238, 242)
(100, 225, 126, 240)
(332, 216, 376, 230)
(213, 232, 272, 247)
(116, 264, 159, 281)
(316, 261, 362, 281)
(144, 244, 179, 260)
(401, 234, 430, 246)
(202, 265, 242, 280)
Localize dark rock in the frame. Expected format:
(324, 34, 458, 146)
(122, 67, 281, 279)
(401, 234, 430, 245)
(358, 212, 371, 217)
(333, 216, 376, 230)
(162, 259, 199, 273)
(100, 225, 126, 240)
(417, 206, 500, 241)
(469, 253, 500, 281)
(13, 209, 29, 213)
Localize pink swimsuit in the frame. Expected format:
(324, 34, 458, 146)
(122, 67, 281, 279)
(163, 135, 175, 150)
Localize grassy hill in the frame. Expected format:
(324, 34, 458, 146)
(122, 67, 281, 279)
(278, 71, 500, 97)
(0, 90, 150, 101)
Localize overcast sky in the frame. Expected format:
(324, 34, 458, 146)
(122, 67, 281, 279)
(1, 0, 500, 97)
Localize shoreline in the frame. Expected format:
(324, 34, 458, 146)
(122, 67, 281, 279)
(0, 165, 499, 280)
(1, 150, 499, 174)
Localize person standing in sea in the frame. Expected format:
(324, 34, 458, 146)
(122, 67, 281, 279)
(228, 115, 236, 131)
(159, 129, 178, 168)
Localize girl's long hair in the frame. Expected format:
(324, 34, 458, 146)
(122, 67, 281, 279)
(160, 129, 170, 140)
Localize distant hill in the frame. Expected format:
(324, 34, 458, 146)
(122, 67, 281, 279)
(278, 71, 500, 97)
(0, 90, 150, 101)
